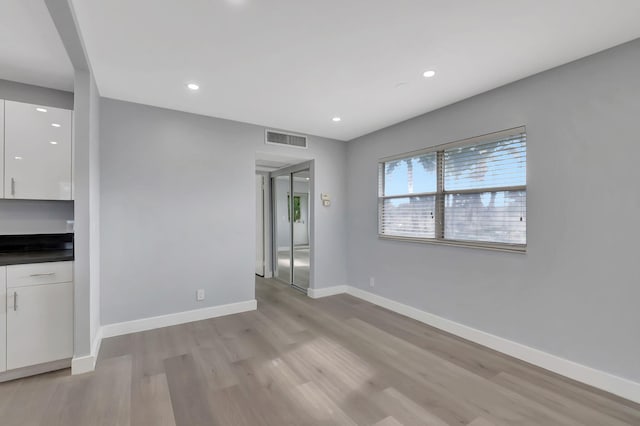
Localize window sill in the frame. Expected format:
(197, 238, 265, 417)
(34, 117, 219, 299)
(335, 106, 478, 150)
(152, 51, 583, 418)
(378, 234, 527, 254)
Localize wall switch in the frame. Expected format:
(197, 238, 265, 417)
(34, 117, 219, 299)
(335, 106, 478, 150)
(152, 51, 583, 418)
(196, 289, 205, 301)
(369, 277, 375, 287)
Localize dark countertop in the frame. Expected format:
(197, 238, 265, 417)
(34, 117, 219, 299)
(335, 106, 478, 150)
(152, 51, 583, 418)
(0, 249, 74, 266)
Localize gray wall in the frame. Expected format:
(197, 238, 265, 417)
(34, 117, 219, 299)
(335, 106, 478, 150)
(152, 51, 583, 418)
(0, 200, 73, 234)
(89, 73, 101, 348)
(72, 69, 101, 356)
(347, 39, 640, 382)
(100, 99, 347, 324)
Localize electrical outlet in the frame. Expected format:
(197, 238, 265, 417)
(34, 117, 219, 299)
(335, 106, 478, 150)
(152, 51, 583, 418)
(196, 289, 205, 301)
(369, 277, 375, 287)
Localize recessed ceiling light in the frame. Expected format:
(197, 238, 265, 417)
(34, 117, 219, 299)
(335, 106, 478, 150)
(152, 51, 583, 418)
(51, 123, 61, 127)
(186, 83, 200, 91)
(50, 141, 58, 145)
(14, 156, 23, 160)
(36, 107, 47, 112)
(332, 117, 341, 122)
(423, 70, 436, 78)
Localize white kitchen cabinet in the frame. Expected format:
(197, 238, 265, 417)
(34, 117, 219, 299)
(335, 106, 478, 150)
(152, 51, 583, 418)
(4, 100, 72, 200)
(5, 262, 73, 371)
(0, 266, 6, 373)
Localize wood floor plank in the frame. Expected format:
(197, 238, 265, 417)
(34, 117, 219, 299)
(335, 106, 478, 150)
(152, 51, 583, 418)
(374, 416, 404, 426)
(164, 354, 216, 426)
(371, 387, 450, 426)
(280, 336, 388, 424)
(131, 373, 176, 426)
(191, 344, 240, 391)
(3, 370, 72, 426)
(45, 355, 132, 426)
(206, 385, 266, 426)
(288, 381, 357, 426)
(467, 417, 497, 426)
(229, 358, 310, 425)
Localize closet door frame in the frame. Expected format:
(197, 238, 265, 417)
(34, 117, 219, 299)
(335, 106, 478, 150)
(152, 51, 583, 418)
(270, 160, 314, 292)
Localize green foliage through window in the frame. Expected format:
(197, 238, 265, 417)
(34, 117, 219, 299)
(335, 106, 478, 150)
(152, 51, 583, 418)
(288, 195, 302, 222)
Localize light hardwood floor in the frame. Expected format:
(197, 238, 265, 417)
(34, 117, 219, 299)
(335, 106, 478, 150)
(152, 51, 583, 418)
(1, 276, 639, 425)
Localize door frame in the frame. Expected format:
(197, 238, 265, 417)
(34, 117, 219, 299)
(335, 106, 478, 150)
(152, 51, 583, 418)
(270, 160, 314, 292)
(255, 174, 265, 277)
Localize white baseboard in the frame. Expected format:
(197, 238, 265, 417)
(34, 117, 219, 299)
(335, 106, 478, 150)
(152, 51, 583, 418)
(101, 299, 257, 339)
(307, 285, 348, 299)
(71, 325, 103, 375)
(341, 286, 639, 404)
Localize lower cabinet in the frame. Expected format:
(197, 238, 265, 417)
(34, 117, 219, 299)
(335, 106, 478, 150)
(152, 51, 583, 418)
(7, 282, 73, 370)
(1, 262, 73, 374)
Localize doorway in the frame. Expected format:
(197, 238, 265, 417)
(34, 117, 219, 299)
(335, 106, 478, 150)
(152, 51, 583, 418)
(271, 163, 312, 291)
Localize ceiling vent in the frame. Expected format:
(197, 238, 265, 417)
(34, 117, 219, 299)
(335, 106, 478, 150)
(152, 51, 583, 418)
(265, 130, 307, 149)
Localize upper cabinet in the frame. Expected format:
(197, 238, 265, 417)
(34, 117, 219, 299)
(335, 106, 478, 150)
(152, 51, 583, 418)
(3, 100, 73, 200)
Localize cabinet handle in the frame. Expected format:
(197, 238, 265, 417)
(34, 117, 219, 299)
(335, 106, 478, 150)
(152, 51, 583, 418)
(11, 177, 15, 196)
(29, 272, 56, 277)
(13, 292, 17, 311)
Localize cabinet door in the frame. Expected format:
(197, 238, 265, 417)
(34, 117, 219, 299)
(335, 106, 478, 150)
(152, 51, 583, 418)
(6, 282, 73, 370)
(4, 101, 72, 200)
(0, 267, 6, 372)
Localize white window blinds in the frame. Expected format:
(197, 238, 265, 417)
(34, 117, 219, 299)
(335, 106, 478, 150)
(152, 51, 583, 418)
(378, 127, 527, 251)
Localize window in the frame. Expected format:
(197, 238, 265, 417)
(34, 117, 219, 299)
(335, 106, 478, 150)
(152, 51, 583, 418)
(378, 127, 526, 252)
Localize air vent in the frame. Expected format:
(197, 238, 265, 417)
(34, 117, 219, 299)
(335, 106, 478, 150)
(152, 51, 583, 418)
(265, 130, 307, 149)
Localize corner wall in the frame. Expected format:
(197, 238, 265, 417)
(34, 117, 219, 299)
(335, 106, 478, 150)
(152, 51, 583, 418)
(45, 0, 102, 371)
(99, 99, 347, 325)
(71, 69, 101, 359)
(346, 39, 640, 384)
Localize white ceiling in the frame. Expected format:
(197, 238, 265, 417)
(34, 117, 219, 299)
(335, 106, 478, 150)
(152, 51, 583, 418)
(71, 1, 640, 141)
(0, 0, 74, 91)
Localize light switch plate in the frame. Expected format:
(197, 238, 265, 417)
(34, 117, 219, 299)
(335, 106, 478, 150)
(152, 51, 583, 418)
(196, 289, 205, 301)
